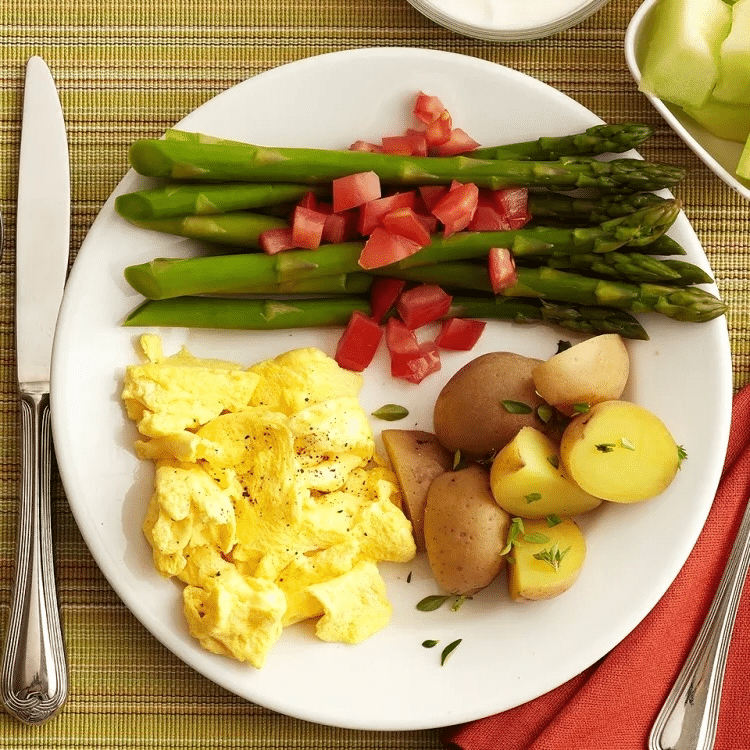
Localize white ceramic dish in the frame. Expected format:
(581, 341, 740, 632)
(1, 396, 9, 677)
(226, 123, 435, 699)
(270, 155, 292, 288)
(625, 0, 750, 201)
(50, 47, 732, 731)
(407, 0, 611, 41)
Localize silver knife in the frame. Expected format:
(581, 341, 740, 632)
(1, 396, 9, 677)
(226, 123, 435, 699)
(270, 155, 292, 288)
(0, 55, 69, 725)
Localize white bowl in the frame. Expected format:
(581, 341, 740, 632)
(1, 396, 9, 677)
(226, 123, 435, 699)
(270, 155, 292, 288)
(407, 0, 611, 41)
(625, 0, 750, 200)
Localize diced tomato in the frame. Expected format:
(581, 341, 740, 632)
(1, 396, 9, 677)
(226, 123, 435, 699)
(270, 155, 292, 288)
(467, 204, 512, 231)
(492, 187, 531, 228)
(424, 111, 453, 147)
(335, 311, 383, 372)
(358, 227, 423, 270)
(418, 185, 449, 211)
(488, 247, 518, 293)
(370, 277, 407, 324)
(332, 171, 381, 213)
(296, 191, 319, 210)
(381, 134, 428, 156)
(435, 318, 487, 350)
(259, 227, 296, 255)
(396, 283, 453, 330)
(431, 182, 479, 237)
(357, 191, 417, 235)
(433, 128, 481, 156)
(402, 341, 441, 384)
(350, 140, 382, 152)
(414, 92, 447, 124)
(416, 212, 439, 235)
(322, 209, 359, 243)
(291, 205, 327, 249)
(381, 207, 432, 246)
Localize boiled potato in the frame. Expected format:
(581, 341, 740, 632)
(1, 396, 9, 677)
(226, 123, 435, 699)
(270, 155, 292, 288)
(424, 464, 510, 595)
(560, 400, 680, 503)
(490, 426, 602, 519)
(433, 352, 546, 459)
(381, 429, 453, 551)
(508, 517, 586, 601)
(532, 334, 629, 416)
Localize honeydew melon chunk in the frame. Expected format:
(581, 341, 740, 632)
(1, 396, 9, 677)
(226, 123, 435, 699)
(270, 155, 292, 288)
(640, 0, 731, 110)
(712, 0, 750, 105)
(737, 133, 750, 179)
(682, 96, 750, 142)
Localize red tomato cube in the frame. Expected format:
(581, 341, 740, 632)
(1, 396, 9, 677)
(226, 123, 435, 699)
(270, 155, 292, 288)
(349, 140, 382, 152)
(358, 227, 423, 270)
(418, 185, 449, 211)
(396, 284, 453, 330)
(334, 311, 383, 372)
(381, 207, 432, 246)
(424, 111, 453, 147)
(370, 277, 407, 324)
(357, 191, 417, 235)
(402, 342, 441, 384)
(259, 227, 296, 255)
(431, 182, 479, 237)
(492, 187, 531, 228)
(381, 134, 429, 156)
(434, 128, 480, 156)
(322, 210, 359, 244)
(488, 247, 518, 293)
(291, 206, 327, 249)
(414, 92, 447, 124)
(467, 205, 512, 231)
(332, 171, 381, 213)
(435, 318, 487, 350)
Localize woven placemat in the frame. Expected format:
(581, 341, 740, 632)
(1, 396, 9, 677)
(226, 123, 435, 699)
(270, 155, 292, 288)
(0, 0, 748, 747)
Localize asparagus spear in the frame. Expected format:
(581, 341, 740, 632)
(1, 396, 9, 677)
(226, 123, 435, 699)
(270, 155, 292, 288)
(123, 294, 648, 339)
(504, 267, 726, 322)
(123, 296, 370, 329)
(115, 183, 326, 221)
(123, 201, 680, 299)
(128, 138, 687, 193)
(125, 212, 288, 248)
(470, 123, 654, 161)
(528, 191, 668, 224)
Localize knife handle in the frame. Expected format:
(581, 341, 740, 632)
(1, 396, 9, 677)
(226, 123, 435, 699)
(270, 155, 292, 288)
(1, 389, 68, 724)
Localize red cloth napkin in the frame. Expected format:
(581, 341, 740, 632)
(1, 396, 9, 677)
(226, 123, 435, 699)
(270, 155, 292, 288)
(443, 385, 750, 750)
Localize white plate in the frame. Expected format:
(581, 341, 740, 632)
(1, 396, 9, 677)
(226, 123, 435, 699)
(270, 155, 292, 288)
(625, 0, 750, 201)
(50, 47, 733, 731)
(406, 0, 611, 41)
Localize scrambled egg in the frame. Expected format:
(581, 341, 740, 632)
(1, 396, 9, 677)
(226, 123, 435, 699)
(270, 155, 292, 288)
(123, 335, 415, 668)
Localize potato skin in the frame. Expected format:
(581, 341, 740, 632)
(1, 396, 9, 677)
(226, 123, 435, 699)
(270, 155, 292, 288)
(532, 334, 630, 416)
(381, 429, 454, 551)
(424, 465, 510, 595)
(433, 352, 546, 459)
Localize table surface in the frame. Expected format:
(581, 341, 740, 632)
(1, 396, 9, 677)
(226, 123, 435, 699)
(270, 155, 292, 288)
(0, 0, 748, 746)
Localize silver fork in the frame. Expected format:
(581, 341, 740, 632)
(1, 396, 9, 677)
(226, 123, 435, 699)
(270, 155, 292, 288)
(649, 491, 750, 750)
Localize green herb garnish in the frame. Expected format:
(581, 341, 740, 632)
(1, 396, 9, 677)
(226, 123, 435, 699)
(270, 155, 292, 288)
(525, 492, 542, 504)
(546, 514, 562, 527)
(500, 517, 525, 555)
(502, 399, 533, 414)
(451, 595, 470, 612)
(416, 594, 451, 612)
(536, 404, 554, 424)
(372, 404, 409, 421)
(547, 454, 560, 469)
(533, 543, 571, 571)
(596, 443, 616, 453)
(422, 639, 439, 648)
(572, 403, 591, 414)
(523, 532, 551, 544)
(440, 639, 462, 665)
(677, 445, 688, 468)
(620, 436, 636, 451)
(556, 340, 572, 354)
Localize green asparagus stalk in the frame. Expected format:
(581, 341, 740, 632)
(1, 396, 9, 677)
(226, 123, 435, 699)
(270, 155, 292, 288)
(126, 212, 288, 248)
(503, 267, 726, 322)
(124, 201, 680, 299)
(528, 191, 668, 224)
(469, 123, 654, 161)
(123, 296, 370, 329)
(123, 293, 648, 339)
(115, 183, 326, 221)
(128, 138, 687, 193)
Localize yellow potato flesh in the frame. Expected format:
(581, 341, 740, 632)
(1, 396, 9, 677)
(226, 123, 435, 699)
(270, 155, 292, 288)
(532, 334, 629, 416)
(508, 518, 586, 601)
(560, 401, 680, 503)
(490, 426, 602, 519)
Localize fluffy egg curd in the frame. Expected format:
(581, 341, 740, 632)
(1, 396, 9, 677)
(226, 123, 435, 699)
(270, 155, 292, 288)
(122, 334, 416, 668)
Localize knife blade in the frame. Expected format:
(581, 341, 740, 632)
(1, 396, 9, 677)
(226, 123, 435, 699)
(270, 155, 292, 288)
(0, 55, 69, 725)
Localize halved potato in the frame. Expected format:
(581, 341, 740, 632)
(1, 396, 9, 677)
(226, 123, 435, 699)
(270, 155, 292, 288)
(508, 517, 586, 601)
(532, 334, 630, 416)
(560, 400, 680, 503)
(490, 426, 602, 519)
(381, 429, 453, 551)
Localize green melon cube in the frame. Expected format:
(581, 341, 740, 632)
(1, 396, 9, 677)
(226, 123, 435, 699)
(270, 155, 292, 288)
(640, 0, 732, 110)
(712, 0, 750, 104)
(683, 96, 750, 142)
